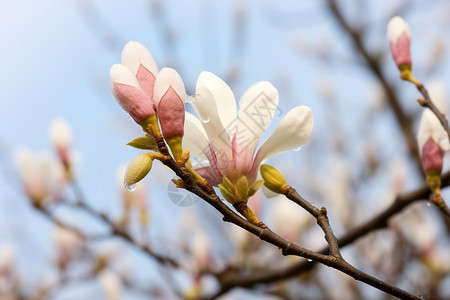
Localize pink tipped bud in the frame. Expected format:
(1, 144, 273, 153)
(421, 137, 443, 172)
(121, 41, 159, 99)
(153, 67, 186, 139)
(110, 64, 155, 124)
(387, 16, 412, 68)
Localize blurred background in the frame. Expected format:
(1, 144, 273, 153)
(1, 0, 450, 299)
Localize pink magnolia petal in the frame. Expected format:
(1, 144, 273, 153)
(157, 87, 185, 138)
(422, 137, 443, 172)
(136, 64, 157, 100)
(113, 83, 155, 124)
(390, 32, 412, 67)
(195, 166, 222, 187)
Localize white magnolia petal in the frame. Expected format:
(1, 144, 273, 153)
(387, 16, 411, 43)
(194, 80, 231, 153)
(121, 41, 158, 77)
(427, 79, 447, 113)
(236, 81, 279, 153)
(110, 64, 140, 88)
(196, 71, 237, 129)
(255, 106, 313, 166)
(153, 67, 186, 108)
(183, 112, 209, 160)
(417, 109, 448, 153)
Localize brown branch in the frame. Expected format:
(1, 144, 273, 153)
(63, 193, 180, 267)
(149, 130, 422, 300)
(325, 0, 422, 174)
(208, 170, 450, 297)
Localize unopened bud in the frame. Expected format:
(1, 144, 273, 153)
(387, 16, 412, 70)
(153, 67, 186, 160)
(260, 164, 289, 194)
(124, 153, 153, 191)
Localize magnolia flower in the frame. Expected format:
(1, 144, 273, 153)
(110, 41, 159, 130)
(184, 72, 313, 204)
(153, 67, 187, 159)
(417, 80, 449, 194)
(387, 16, 412, 69)
(14, 149, 63, 204)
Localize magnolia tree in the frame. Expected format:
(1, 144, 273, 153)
(5, 1, 450, 300)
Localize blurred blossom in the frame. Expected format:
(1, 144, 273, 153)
(190, 229, 211, 273)
(314, 76, 335, 101)
(52, 226, 85, 257)
(423, 245, 450, 276)
(367, 82, 387, 112)
(98, 269, 123, 300)
(324, 155, 352, 227)
(117, 165, 148, 227)
(49, 118, 73, 171)
(437, 1, 450, 25)
(316, 31, 333, 60)
(427, 79, 447, 113)
(390, 205, 439, 254)
(0, 242, 15, 275)
(271, 196, 312, 242)
(14, 148, 64, 204)
(290, 33, 310, 55)
(389, 158, 408, 194)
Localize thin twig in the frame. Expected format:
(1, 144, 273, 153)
(325, 0, 422, 174)
(416, 83, 450, 141)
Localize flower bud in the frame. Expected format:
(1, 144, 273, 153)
(387, 16, 412, 70)
(260, 164, 288, 194)
(121, 41, 159, 99)
(110, 64, 156, 126)
(421, 138, 443, 173)
(124, 153, 153, 191)
(153, 67, 187, 159)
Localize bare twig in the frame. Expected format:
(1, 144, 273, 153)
(325, 0, 422, 174)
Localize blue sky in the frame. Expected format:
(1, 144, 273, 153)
(1, 0, 449, 298)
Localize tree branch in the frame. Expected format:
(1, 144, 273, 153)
(208, 170, 450, 297)
(325, 0, 422, 174)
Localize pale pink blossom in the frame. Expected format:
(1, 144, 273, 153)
(110, 42, 159, 124)
(98, 269, 122, 300)
(14, 149, 63, 203)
